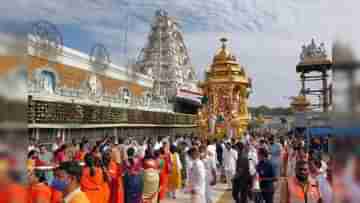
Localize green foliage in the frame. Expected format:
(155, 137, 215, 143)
(249, 105, 293, 117)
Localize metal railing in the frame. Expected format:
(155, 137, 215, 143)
(28, 99, 195, 125)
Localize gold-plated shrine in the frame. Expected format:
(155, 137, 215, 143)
(198, 38, 251, 139)
(290, 95, 311, 112)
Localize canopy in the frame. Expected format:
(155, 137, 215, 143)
(333, 127, 360, 137)
(308, 127, 333, 137)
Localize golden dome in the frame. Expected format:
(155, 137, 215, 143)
(213, 38, 237, 62)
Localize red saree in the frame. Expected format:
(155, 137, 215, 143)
(158, 154, 171, 200)
(108, 161, 124, 203)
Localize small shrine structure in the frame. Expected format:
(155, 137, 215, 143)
(296, 39, 332, 112)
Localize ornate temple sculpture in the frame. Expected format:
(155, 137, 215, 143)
(299, 38, 328, 63)
(297, 38, 332, 112)
(198, 38, 252, 139)
(135, 9, 198, 100)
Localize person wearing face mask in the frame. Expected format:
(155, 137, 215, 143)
(280, 160, 322, 203)
(59, 161, 90, 203)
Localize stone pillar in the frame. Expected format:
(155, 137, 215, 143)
(62, 129, 66, 143)
(35, 128, 40, 141)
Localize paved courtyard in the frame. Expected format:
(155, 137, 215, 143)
(162, 181, 282, 203)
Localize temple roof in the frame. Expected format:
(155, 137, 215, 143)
(213, 37, 237, 63)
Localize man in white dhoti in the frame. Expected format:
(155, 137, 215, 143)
(223, 142, 238, 190)
(189, 147, 206, 203)
(184, 148, 193, 193)
(200, 145, 217, 203)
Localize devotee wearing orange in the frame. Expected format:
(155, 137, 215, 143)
(89, 145, 111, 203)
(27, 169, 52, 203)
(103, 150, 124, 203)
(50, 186, 63, 203)
(100, 165, 111, 203)
(0, 154, 27, 203)
(80, 154, 108, 203)
(158, 143, 172, 200)
(59, 161, 90, 203)
(74, 143, 86, 162)
(168, 145, 182, 199)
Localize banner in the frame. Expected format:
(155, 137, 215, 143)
(176, 89, 202, 104)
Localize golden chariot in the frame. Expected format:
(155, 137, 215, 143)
(197, 38, 252, 139)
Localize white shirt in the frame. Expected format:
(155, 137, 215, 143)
(248, 146, 258, 176)
(190, 159, 206, 195)
(343, 158, 360, 203)
(207, 144, 217, 165)
(316, 173, 333, 203)
(320, 160, 328, 174)
(28, 145, 36, 152)
(138, 144, 147, 157)
(154, 142, 162, 151)
(223, 148, 238, 172)
(186, 154, 193, 172)
(52, 143, 59, 152)
(203, 157, 217, 184)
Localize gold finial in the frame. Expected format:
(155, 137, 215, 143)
(220, 37, 228, 49)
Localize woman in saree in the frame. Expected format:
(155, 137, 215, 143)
(142, 147, 160, 203)
(123, 147, 144, 203)
(103, 150, 124, 203)
(168, 145, 182, 199)
(80, 153, 109, 203)
(158, 143, 172, 201)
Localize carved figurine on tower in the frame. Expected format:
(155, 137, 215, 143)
(198, 38, 252, 139)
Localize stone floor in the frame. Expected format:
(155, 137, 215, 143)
(162, 183, 229, 203)
(162, 181, 282, 203)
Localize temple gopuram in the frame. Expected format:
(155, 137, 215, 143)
(198, 38, 252, 139)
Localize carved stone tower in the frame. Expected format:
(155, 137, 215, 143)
(135, 9, 197, 101)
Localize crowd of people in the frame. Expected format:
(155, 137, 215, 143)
(23, 131, 333, 203)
